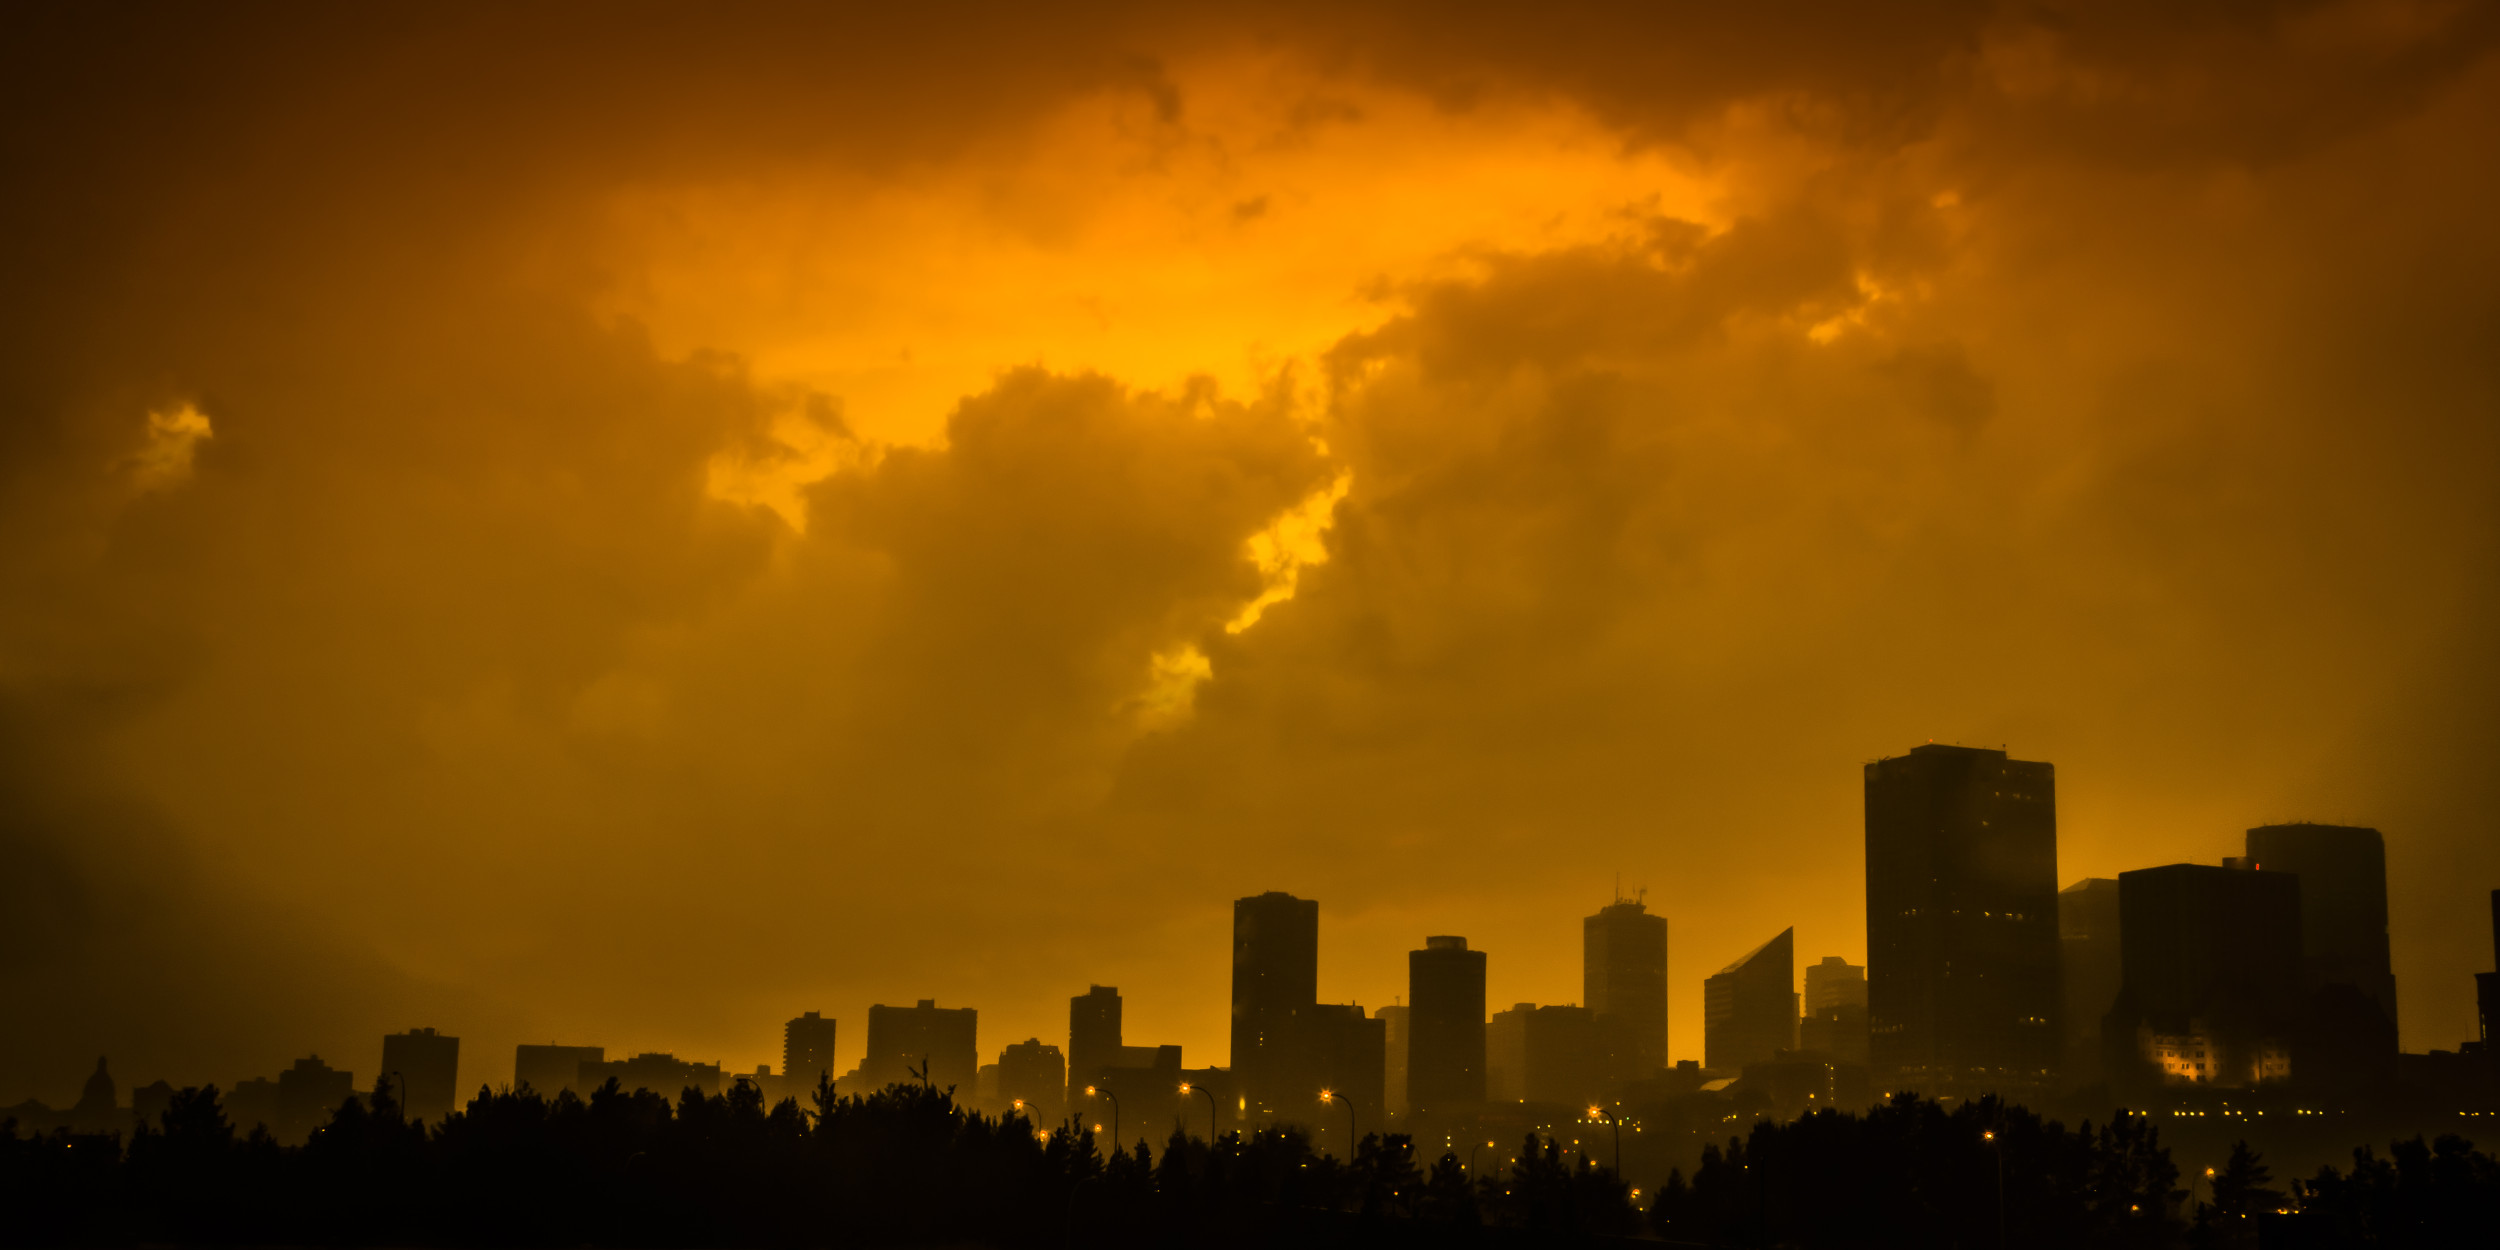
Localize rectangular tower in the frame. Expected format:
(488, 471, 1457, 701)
(2110, 863, 2302, 1089)
(1799, 955, 1869, 1064)
(2057, 878, 2122, 1084)
(860, 999, 979, 1092)
(1231, 891, 1320, 1117)
(783, 1012, 837, 1093)
(1703, 928, 1796, 1070)
(2243, 824, 2397, 1036)
(1585, 898, 1669, 1078)
(1864, 744, 2061, 1094)
(1068, 985, 1123, 1096)
(379, 1028, 460, 1120)
(514, 1043, 603, 1099)
(1407, 935, 1488, 1112)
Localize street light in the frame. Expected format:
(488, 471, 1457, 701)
(1468, 1140, 1495, 1181)
(1320, 1088, 1358, 1159)
(1983, 1129, 2005, 1250)
(1586, 1105, 1622, 1172)
(1084, 1085, 1120, 1152)
(1179, 1081, 1220, 1142)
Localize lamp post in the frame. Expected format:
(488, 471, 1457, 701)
(1320, 1088, 1358, 1159)
(1586, 1105, 1622, 1173)
(1179, 1081, 1221, 1142)
(1983, 1129, 2005, 1250)
(1084, 1085, 1120, 1153)
(1467, 1140, 1495, 1178)
(388, 1070, 409, 1122)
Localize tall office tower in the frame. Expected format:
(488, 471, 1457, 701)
(1485, 1004, 1532, 1102)
(1407, 936, 1488, 1112)
(1306, 1002, 1387, 1144)
(515, 1044, 603, 1098)
(1704, 928, 1797, 1070)
(1585, 897, 1669, 1078)
(2109, 864, 2303, 1089)
(1799, 956, 1870, 1064)
(860, 1000, 979, 1092)
(1377, 1005, 1411, 1117)
(1231, 891, 1320, 1117)
(2243, 824, 2397, 1035)
(2057, 879, 2122, 1084)
(379, 1028, 460, 1120)
(1069, 985, 1123, 1095)
(783, 1012, 838, 1092)
(1864, 744, 2061, 1093)
(996, 1038, 1065, 1122)
(2481, 890, 2500, 1048)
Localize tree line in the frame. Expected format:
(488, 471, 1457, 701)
(3, 1078, 2493, 1246)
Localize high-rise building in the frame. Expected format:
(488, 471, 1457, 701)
(2057, 879, 2122, 1084)
(996, 1038, 1064, 1123)
(1864, 743, 2061, 1093)
(276, 1055, 354, 1141)
(1407, 936, 1487, 1112)
(2243, 824, 2397, 1037)
(2481, 890, 2500, 1049)
(379, 1027, 460, 1120)
(859, 1000, 979, 1092)
(1704, 928, 1796, 1070)
(1486, 1004, 1531, 1103)
(1799, 955, 1869, 1064)
(1065, 985, 1182, 1096)
(1484, 1002, 1615, 1105)
(1377, 1004, 1411, 1117)
(1306, 1002, 1386, 1147)
(514, 1044, 604, 1099)
(783, 1012, 837, 1094)
(1585, 897, 1669, 1078)
(2108, 863, 2303, 1089)
(1231, 891, 1320, 1117)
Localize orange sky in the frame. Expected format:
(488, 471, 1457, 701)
(5, 2, 2500, 1104)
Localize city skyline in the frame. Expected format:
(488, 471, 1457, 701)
(8, 4, 2500, 1123)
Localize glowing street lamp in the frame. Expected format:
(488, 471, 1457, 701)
(1586, 1105, 1624, 1171)
(1084, 1084, 1120, 1150)
(1179, 1081, 1220, 1141)
(1319, 1088, 1358, 1158)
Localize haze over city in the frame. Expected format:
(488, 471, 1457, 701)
(6, 0, 2500, 1139)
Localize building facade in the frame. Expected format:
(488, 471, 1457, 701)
(1584, 897, 1669, 1079)
(858, 1000, 979, 1092)
(1704, 928, 1797, 1070)
(783, 1012, 837, 1093)
(1864, 744, 2061, 1094)
(379, 1027, 460, 1120)
(1231, 891, 1321, 1118)
(1407, 936, 1487, 1112)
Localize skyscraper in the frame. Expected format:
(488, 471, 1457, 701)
(1584, 897, 1669, 1078)
(379, 1028, 460, 1120)
(1377, 1004, 1410, 1117)
(783, 1012, 837, 1093)
(859, 1000, 979, 1092)
(1864, 743, 2061, 1093)
(1231, 891, 1320, 1117)
(2243, 824, 2397, 1036)
(1704, 928, 1796, 1070)
(2108, 863, 2303, 1089)
(1068, 985, 1124, 1096)
(2058, 878, 2122, 1083)
(2481, 890, 2500, 1049)
(1306, 1002, 1386, 1145)
(1407, 935, 1487, 1112)
(996, 1038, 1065, 1122)
(1799, 955, 1869, 1064)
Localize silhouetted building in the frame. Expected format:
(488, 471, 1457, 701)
(1864, 743, 2061, 1093)
(1377, 1004, 1410, 1117)
(238, 1055, 354, 1143)
(1799, 955, 1870, 1064)
(996, 1038, 1064, 1123)
(515, 1044, 604, 1098)
(784, 1012, 837, 1092)
(1306, 1002, 1385, 1146)
(2244, 824, 2398, 1038)
(1083, 1044, 1183, 1147)
(1407, 936, 1487, 1113)
(1585, 896, 1669, 1079)
(859, 1000, 978, 1092)
(1705, 928, 1796, 1070)
(2483, 890, 2500, 1048)
(581, 1052, 723, 1097)
(1231, 891, 1320, 1118)
(2109, 863, 2303, 1089)
(2057, 878, 2122, 1085)
(1486, 1004, 1530, 1102)
(1486, 1002, 1612, 1106)
(380, 1027, 459, 1120)
(1063, 984, 1183, 1102)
